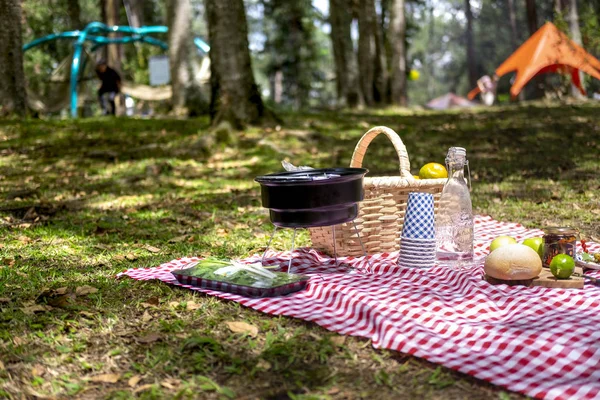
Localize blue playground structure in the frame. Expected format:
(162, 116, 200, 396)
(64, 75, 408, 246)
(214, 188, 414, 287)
(23, 22, 210, 117)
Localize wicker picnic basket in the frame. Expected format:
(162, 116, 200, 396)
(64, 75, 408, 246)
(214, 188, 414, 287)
(309, 126, 447, 256)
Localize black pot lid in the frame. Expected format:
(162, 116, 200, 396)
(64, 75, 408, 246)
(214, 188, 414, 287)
(255, 168, 368, 185)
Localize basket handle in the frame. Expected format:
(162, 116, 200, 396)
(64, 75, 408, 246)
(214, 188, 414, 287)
(350, 126, 412, 178)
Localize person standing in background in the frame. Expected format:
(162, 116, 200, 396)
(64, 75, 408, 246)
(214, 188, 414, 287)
(95, 60, 122, 115)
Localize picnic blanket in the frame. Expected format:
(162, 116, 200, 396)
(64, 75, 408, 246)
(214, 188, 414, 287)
(118, 215, 600, 400)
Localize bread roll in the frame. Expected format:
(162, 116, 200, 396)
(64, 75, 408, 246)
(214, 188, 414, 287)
(484, 244, 542, 281)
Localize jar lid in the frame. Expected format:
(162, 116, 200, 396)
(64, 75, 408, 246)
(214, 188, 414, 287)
(543, 226, 578, 235)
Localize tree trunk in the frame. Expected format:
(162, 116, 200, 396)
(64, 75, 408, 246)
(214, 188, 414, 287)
(167, 0, 204, 115)
(0, 0, 27, 116)
(465, 0, 477, 90)
(559, 0, 584, 98)
(66, 0, 82, 29)
(389, 0, 407, 106)
(103, 0, 122, 72)
(205, 0, 268, 127)
(286, 2, 306, 109)
(506, 0, 518, 49)
(370, 0, 388, 104)
(525, 0, 538, 36)
(357, 0, 375, 106)
(329, 0, 361, 107)
(124, 0, 144, 28)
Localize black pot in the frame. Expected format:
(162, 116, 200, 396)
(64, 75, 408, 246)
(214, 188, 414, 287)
(255, 168, 368, 228)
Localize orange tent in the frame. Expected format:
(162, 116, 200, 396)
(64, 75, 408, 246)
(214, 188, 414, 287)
(468, 22, 600, 100)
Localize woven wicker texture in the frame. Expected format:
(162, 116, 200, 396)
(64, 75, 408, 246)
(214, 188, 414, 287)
(309, 126, 447, 256)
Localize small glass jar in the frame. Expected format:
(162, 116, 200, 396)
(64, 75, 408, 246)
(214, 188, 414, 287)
(542, 227, 578, 268)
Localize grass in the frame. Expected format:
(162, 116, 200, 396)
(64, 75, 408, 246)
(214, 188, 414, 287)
(1, 103, 599, 399)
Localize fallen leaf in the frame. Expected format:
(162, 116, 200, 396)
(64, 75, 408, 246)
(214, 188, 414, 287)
(0, 297, 10, 303)
(140, 302, 157, 309)
(125, 253, 138, 261)
(79, 311, 95, 318)
(134, 384, 155, 393)
(13, 337, 24, 346)
(0, 360, 4, 370)
(225, 321, 258, 337)
(46, 294, 74, 308)
(15, 271, 27, 278)
(256, 359, 271, 371)
(168, 301, 180, 308)
(145, 245, 161, 253)
(90, 373, 120, 383)
(31, 365, 45, 377)
(327, 387, 341, 395)
(17, 235, 32, 244)
(168, 235, 188, 243)
(573, 203, 581, 210)
(114, 255, 125, 261)
(186, 301, 201, 311)
(21, 304, 52, 315)
(54, 287, 68, 295)
(142, 311, 153, 322)
(137, 333, 161, 344)
(330, 335, 346, 347)
(146, 296, 159, 305)
(76, 285, 99, 296)
(160, 379, 180, 389)
(128, 375, 142, 387)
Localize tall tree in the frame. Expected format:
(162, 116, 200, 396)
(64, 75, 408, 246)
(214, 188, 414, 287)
(205, 0, 268, 127)
(102, 0, 122, 71)
(506, 0, 519, 50)
(556, 0, 584, 97)
(124, 0, 144, 28)
(329, 0, 362, 107)
(0, 0, 27, 116)
(465, 0, 477, 89)
(357, 0, 375, 106)
(66, 0, 82, 29)
(369, 0, 387, 104)
(389, 0, 407, 106)
(262, 0, 315, 109)
(525, 0, 538, 35)
(167, 0, 204, 115)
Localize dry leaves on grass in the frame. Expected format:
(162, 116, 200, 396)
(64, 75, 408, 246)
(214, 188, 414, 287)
(145, 245, 161, 253)
(137, 332, 161, 344)
(134, 384, 155, 393)
(75, 285, 99, 296)
(21, 304, 52, 315)
(0, 360, 4, 370)
(142, 311, 153, 322)
(186, 301, 202, 311)
(330, 335, 347, 347)
(0, 297, 10, 303)
(168, 235, 188, 243)
(160, 378, 181, 390)
(128, 375, 142, 387)
(31, 365, 45, 377)
(225, 321, 258, 337)
(90, 373, 121, 383)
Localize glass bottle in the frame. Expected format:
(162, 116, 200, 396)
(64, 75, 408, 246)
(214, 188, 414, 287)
(435, 147, 474, 265)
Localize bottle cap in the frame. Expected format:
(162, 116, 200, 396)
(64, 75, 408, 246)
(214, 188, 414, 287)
(448, 147, 466, 157)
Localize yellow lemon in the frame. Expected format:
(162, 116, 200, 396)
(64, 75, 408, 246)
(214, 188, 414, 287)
(419, 163, 448, 179)
(409, 70, 420, 81)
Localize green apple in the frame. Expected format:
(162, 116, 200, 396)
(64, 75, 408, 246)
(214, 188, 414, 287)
(522, 237, 544, 260)
(489, 236, 517, 252)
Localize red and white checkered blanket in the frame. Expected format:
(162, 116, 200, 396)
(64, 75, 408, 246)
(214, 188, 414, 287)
(118, 215, 600, 400)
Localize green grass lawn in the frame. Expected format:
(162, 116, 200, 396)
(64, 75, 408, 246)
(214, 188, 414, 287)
(1, 103, 599, 399)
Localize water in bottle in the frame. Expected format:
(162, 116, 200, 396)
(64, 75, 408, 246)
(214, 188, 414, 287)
(435, 147, 474, 265)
